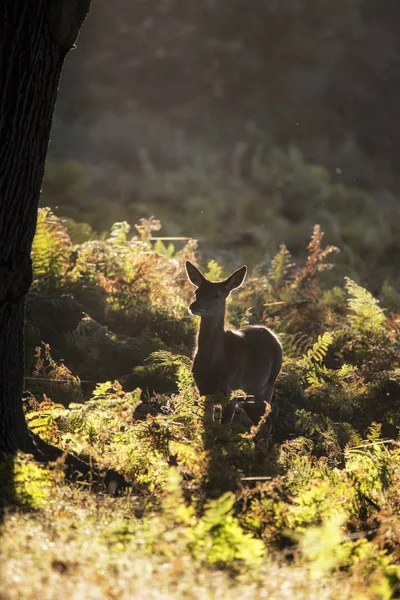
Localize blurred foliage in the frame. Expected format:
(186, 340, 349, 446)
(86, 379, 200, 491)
(41, 0, 400, 300)
(55, 0, 400, 188)
(41, 148, 400, 291)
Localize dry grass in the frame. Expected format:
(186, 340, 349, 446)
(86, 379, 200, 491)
(0, 478, 351, 600)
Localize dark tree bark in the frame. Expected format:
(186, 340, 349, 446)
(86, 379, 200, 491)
(0, 1, 90, 455)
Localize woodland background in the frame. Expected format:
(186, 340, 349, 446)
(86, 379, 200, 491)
(2, 2, 400, 599)
(44, 0, 400, 290)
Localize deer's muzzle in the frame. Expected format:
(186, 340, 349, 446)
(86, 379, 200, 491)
(189, 301, 204, 316)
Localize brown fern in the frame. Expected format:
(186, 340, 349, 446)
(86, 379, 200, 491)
(293, 225, 339, 291)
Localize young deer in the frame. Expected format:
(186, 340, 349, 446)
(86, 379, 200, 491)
(186, 261, 282, 425)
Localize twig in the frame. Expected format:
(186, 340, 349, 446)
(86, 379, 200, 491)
(346, 439, 394, 450)
(240, 476, 272, 481)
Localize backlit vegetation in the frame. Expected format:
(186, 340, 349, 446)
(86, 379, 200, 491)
(1, 210, 400, 599)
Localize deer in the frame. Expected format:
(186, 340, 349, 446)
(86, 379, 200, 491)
(185, 261, 282, 425)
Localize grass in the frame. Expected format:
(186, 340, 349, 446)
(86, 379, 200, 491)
(0, 474, 356, 600)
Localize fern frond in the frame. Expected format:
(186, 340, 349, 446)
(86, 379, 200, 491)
(345, 278, 386, 336)
(293, 225, 339, 290)
(268, 244, 294, 289)
(366, 422, 382, 442)
(205, 259, 225, 281)
(108, 221, 131, 244)
(31, 208, 72, 289)
(304, 333, 334, 363)
(134, 216, 162, 242)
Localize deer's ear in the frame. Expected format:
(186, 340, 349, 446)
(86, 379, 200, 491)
(223, 265, 247, 293)
(185, 261, 206, 287)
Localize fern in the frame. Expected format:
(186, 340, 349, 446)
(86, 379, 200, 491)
(205, 259, 225, 281)
(268, 243, 294, 289)
(304, 333, 334, 363)
(293, 225, 339, 291)
(189, 492, 264, 569)
(366, 422, 382, 442)
(134, 216, 162, 242)
(29, 344, 83, 406)
(31, 208, 72, 289)
(149, 350, 192, 373)
(153, 239, 175, 258)
(345, 277, 386, 336)
(92, 381, 115, 398)
(108, 221, 131, 244)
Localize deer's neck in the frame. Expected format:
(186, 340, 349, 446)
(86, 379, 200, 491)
(196, 314, 225, 366)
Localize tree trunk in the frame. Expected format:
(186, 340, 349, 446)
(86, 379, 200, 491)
(0, 1, 90, 454)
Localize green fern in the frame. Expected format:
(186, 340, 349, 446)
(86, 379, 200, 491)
(108, 221, 131, 244)
(304, 332, 333, 363)
(189, 492, 265, 569)
(268, 243, 294, 288)
(153, 239, 175, 258)
(31, 208, 72, 289)
(205, 259, 225, 281)
(366, 422, 383, 442)
(345, 277, 386, 336)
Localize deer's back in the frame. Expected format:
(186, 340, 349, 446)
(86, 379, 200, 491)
(226, 325, 281, 354)
(192, 325, 282, 396)
(224, 325, 282, 390)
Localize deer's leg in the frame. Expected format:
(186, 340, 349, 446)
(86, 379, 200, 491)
(243, 384, 273, 425)
(264, 383, 274, 404)
(243, 399, 266, 425)
(221, 394, 238, 425)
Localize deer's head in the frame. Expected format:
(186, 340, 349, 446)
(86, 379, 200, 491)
(185, 261, 247, 318)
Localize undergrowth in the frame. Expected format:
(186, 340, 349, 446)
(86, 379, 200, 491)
(2, 210, 400, 599)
